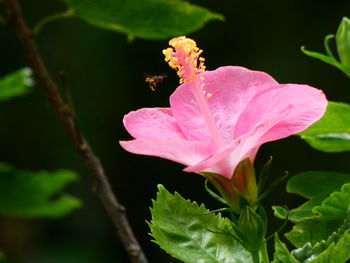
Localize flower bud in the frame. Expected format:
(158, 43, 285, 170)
(336, 17, 350, 68)
(237, 206, 266, 252)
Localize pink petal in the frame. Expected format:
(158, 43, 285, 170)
(170, 66, 278, 142)
(120, 139, 214, 166)
(184, 106, 292, 178)
(183, 137, 243, 176)
(123, 107, 186, 140)
(234, 84, 327, 143)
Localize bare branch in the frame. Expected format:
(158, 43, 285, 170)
(3, 1, 148, 262)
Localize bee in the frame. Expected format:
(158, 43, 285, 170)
(145, 73, 167, 91)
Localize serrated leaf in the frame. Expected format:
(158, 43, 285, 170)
(298, 102, 350, 152)
(308, 232, 350, 263)
(291, 242, 315, 263)
(273, 171, 350, 221)
(290, 211, 350, 262)
(62, 0, 223, 40)
(272, 234, 299, 263)
(0, 163, 81, 218)
(336, 17, 350, 69)
(286, 184, 350, 247)
(149, 185, 251, 263)
(0, 68, 33, 101)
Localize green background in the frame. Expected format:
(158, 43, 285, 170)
(1, 0, 350, 262)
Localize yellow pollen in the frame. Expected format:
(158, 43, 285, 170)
(163, 36, 206, 83)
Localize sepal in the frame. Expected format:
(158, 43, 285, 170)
(232, 159, 258, 207)
(202, 158, 258, 211)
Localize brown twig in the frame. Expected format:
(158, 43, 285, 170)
(4, 1, 148, 262)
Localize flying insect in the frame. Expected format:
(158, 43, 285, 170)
(145, 73, 167, 91)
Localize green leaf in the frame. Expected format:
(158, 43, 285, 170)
(149, 185, 252, 263)
(336, 17, 350, 68)
(273, 171, 350, 259)
(290, 210, 350, 262)
(308, 232, 350, 263)
(272, 234, 299, 263)
(286, 184, 350, 247)
(301, 46, 350, 77)
(62, 0, 224, 40)
(273, 171, 350, 221)
(0, 163, 81, 218)
(291, 242, 315, 263)
(0, 68, 33, 101)
(273, 197, 324, 221)
(0, 251, 5, 262)
(287, 171, 350, 199)
(298, 102, 350, 152)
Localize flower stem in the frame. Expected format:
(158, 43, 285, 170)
(251, 252, 260, 263)
(260, 242, 270, 263)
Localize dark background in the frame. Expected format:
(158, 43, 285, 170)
(1, 0, 350, 262)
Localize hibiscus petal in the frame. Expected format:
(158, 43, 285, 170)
(123, 107, 186, 140)
(234, 84, 327, 143)
(183, 137, 243, 176)
(170, 66, 278, 142)
(120, 139, 214, 166)
(185, 106, 292, 178)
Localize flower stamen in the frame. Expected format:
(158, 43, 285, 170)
(163, 36, 225, 147)
(163, 36, 206, 84)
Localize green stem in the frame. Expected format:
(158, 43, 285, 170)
(324, 34, 335, 59)
(260, 242, 270, 263)
(33, 9, 74, 35)
(251, 251, 260, 263)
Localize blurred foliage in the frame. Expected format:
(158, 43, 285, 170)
(0, 163, 81, 218)
(0, 68, 33, 101)
(59, 0, 223, 40)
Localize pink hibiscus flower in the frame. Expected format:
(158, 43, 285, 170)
(120, 36, 327, 180)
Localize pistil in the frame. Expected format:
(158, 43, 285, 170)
(163, 36, 225, 147)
